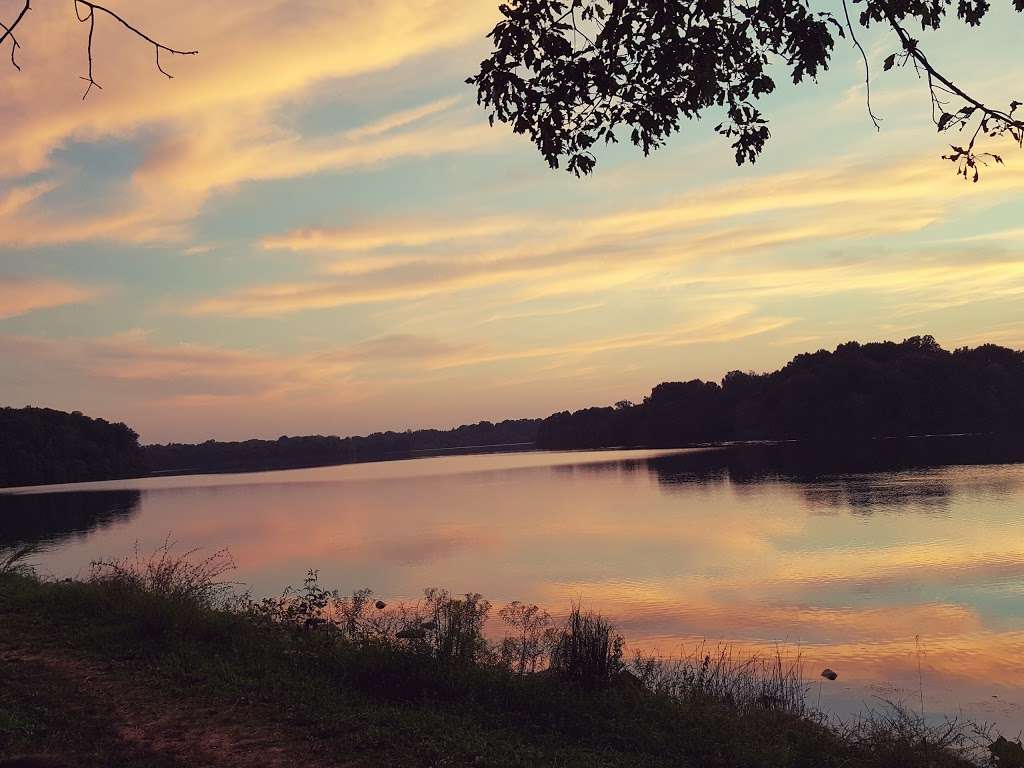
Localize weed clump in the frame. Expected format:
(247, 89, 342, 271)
(630, 643, 807, 715)
(89, 538, 235, 608)
(549, 605, 623, 686)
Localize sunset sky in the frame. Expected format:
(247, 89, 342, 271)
(2, 0, 1023, 443)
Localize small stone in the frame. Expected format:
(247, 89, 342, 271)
(375, 600, 387, 610)
(821, 668, 838, 681)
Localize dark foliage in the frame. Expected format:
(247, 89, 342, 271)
(537, 336, 1024, 448)
(0, 407, 146, 488)
(469, 0, 1024, 179)
(143, 418, 541, 476)
(549, 605, 624, 687)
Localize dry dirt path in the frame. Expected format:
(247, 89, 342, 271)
(0, 642, 361, 768)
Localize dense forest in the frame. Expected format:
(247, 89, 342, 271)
(0, 407, 147, 488)
(537, 336, 1024, 448)
(142, 419, 541, 476)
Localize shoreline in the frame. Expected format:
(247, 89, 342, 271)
(0, 557, 1002, 768)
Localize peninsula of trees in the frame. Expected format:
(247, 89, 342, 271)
(2, 336, 1022, 488)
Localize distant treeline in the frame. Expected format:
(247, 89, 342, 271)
(0, 406, 539, 487)
(0, 407, 147, 488)
(141, 419, 542, 476)
(537, 336, 1024, 448)
(4, 335, 1023, 487)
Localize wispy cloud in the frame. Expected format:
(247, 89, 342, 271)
(190, 147, 1024, 317)
(0, 99, 503, 247)
(0, 0, 505, 247)
(0, 277, 102, 319)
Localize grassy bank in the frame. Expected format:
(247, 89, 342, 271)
(0, 547, 1012, 768)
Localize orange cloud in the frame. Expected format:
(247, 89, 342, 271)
(0, 100, 505, 247)
(0, 277, 101, 319)
(262, 216, 528, 253)
(0, 1, 501, 245)
(187, 144, 1024, 317)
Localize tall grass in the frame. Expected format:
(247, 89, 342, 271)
(549, 605, 624, 686)
(0, 545, 37, 576)
(89, 538, 235, 608)
(629, 642, 807, 715)
(837, 700, 1002, 768)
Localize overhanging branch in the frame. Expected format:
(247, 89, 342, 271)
(74, 1, 198, 99)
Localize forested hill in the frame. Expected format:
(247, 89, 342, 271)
(0, 407, 147, 488)
(142, 419, 541, 476)
(537, 336, 1024, 449)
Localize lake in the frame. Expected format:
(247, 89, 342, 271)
(2, 438, 1023, 735)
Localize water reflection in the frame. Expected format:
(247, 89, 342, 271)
(647, 437, 1024, 512)
(2, 440, 1023, 733)
(0, 490, 141, 549)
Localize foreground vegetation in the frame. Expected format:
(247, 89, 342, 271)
(0, 546, 1018, 767)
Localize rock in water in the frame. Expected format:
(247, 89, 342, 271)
(821, 668, 838, 681)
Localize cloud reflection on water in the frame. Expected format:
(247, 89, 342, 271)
(4, 440, 1023, 731)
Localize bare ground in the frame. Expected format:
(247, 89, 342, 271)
(0, 641, 359, 768)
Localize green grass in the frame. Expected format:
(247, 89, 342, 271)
(0, 551, 1008, 768)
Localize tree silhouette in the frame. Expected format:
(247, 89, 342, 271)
(3, 1, 1020, 180)
(535, 336, 1024, 449)
(0, 406, 147, 487)
(467, 0, 1024, 180)
(0, 1, 196, 99)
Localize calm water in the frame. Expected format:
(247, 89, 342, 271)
(3, 439, 1024, 734)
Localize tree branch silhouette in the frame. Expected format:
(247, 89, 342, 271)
(469, 0, 1024, 181)
(0, 0, 30, 70)
(877, 8, 1024, 182)
(0, 0, 196, 98)
(74, 1, 198, 99)
(842, 0, 882, 132)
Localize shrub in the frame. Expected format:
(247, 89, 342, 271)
(422, 588, 492, 666)
(498, 601, 555, 674)
(549, 605, 623, 686)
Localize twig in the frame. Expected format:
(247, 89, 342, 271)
(915, 634, 925, 718)
(73, 0, 198, 99)
(0, 0, 29, 70)
(884, 9, 1022, 129)
(842, 0, 881, 131)
(0, 19, 21, 70)
(0, 0, 29, 48)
